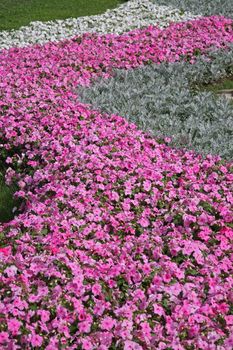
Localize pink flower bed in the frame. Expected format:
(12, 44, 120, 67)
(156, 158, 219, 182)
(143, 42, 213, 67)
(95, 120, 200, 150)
(0, 16, 233, 349)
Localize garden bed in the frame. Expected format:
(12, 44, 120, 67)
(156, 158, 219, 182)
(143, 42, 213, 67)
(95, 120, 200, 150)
(0, 1, 232, 349)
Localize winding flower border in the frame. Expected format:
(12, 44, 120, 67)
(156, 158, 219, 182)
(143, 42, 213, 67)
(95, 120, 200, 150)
(0, 4, 233, 350)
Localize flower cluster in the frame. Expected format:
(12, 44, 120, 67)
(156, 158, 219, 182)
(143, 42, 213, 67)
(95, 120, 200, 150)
(0, 0, 197, 50)
(0, 14, 233, 350)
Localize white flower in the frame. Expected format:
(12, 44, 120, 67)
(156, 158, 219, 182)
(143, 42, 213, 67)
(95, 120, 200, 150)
(4, 265, 17, 277)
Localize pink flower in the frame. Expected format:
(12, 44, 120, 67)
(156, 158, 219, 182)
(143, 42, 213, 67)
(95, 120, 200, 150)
(0, 332, 9, 344)
(140, 321, 152, 340)
(141, 263, 152, 276)
(188, 325, 199, 337)
(124, 340, 143, 350)
(225, 315, 233, 326)
(216, 303, 229, 313)
(79, 321, 91, 333)
(153, 304, 164, 316)
(0, 246, 11, 257)
(38, 310, 50, 322)
(4, 265, 17, 277)
(111, 191, 119, 201)
(82, 338, 93, 350)
(31, 333, 43, 347)
(198, 212, 212, 225)
(143, 180, 151, 192)
(100, 316, 116, 331)
(198, 227, 211, 241)
(45, 337, 59, 350)
(92, 283, 102, 296)
(224, 334, 233, 349)
(133, 289, 145, 301)
(221, 227, 233, 239)
(57, 323, 70, 337)
(7, 318, 21, 335)
(138, 218, 149, 228)
(183, 214, 196, 227)
(78, 311, 87, 321)
(163, 272, 172, 283)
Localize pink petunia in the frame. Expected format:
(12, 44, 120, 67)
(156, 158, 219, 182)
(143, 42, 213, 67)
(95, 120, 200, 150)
(0, 246, 11, 257)
(7, 318, 21, 335)
(124, 340, 143, 350)
(31, 333, 43, 347)
(0, 332, 9, 344)
(100, 316, 116, 331)
(138, 218, 150, 228)
(143, 180, 152, 192)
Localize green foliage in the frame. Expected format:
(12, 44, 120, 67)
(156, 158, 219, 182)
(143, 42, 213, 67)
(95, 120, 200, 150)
(0, 172, 19, 223)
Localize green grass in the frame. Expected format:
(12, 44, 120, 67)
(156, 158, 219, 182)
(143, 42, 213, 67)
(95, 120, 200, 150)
(196, 76, 233, 105)
(0, 0, 127, 31)
(203, 76, 233, 93)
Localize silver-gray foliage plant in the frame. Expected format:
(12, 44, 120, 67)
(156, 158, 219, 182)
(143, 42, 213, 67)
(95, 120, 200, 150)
(151, 0, 233, 18)
(78, 47, 233, 159)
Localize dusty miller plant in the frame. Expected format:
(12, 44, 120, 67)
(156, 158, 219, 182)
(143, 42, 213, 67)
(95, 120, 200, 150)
(78, 46, 233, 159)
(151, 0, 233, 18)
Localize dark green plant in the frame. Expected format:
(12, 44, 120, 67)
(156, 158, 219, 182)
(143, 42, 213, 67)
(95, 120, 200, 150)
(0, 172, 20, 222)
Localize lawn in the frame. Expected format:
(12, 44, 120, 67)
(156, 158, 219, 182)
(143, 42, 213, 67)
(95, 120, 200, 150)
(203, 76, 233, 93)
(0, 0, 127, 31)
(197, 76, 233, 105)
